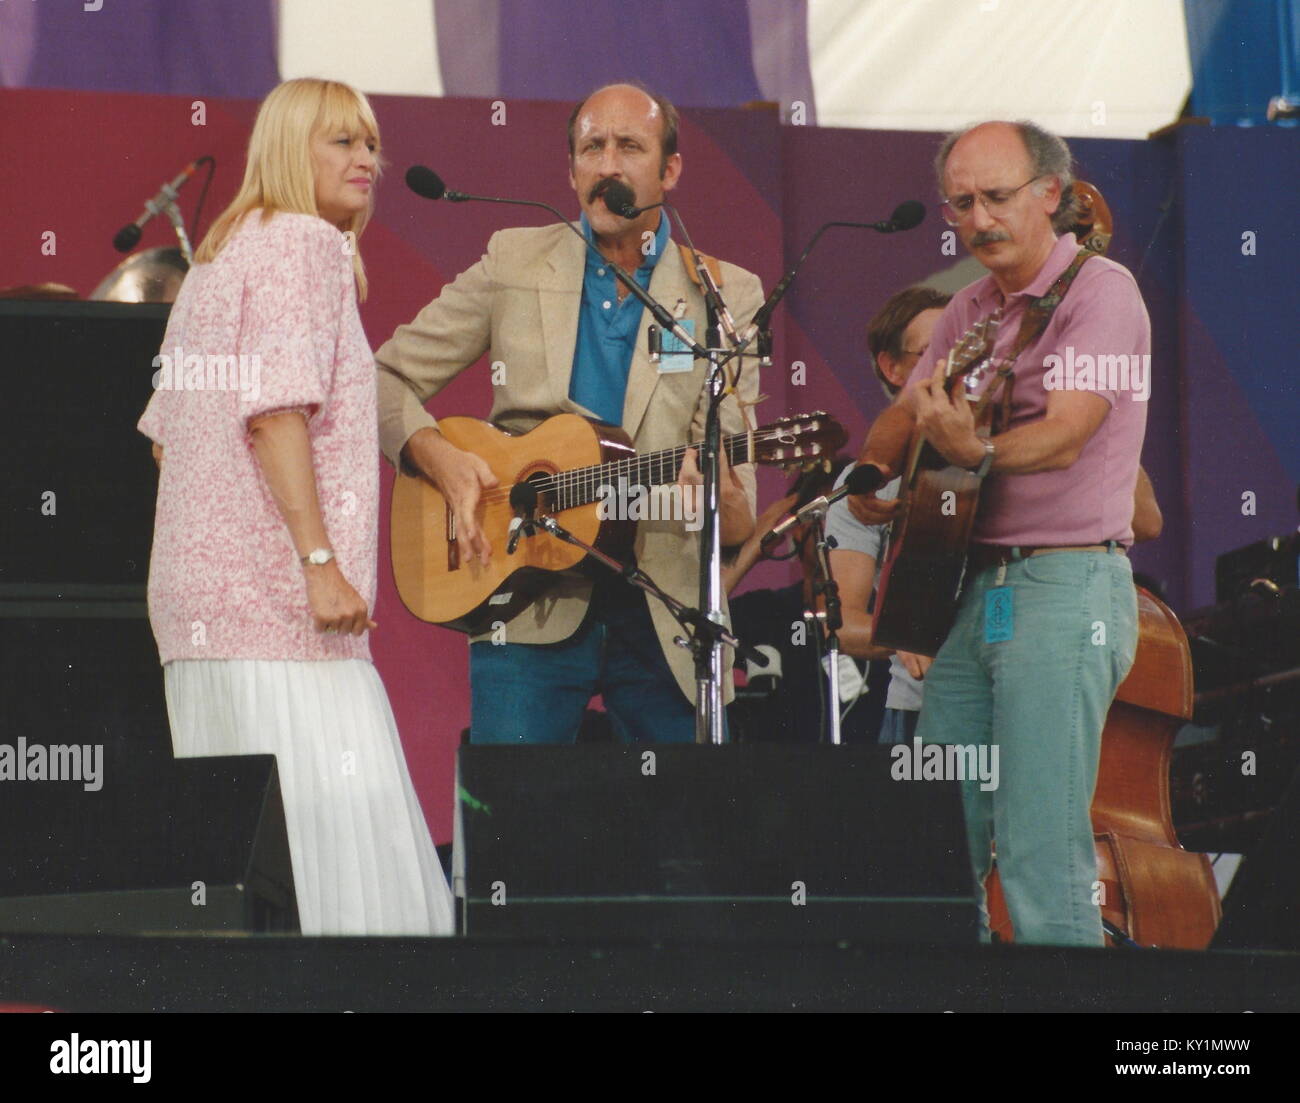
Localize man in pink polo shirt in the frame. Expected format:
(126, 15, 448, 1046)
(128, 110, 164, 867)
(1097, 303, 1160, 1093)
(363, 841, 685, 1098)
(850, 120, 1150, 946)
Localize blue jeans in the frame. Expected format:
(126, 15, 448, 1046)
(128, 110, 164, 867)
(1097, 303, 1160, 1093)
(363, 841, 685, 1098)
(469, 576, 697, 744)
(879, 707, 920, 745)
(915, 548, 1138, 947)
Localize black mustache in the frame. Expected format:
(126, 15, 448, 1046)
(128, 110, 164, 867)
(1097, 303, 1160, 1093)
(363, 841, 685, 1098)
(588, 178, 631, 205)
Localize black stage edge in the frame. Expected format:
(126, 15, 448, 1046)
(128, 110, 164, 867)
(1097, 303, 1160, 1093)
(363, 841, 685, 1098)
(1, 932, 1297, 1013)
(456, 745, 977, 941)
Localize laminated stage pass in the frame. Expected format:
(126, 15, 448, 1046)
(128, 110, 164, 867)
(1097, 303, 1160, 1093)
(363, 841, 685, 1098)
(985, 586, 1013, 643)
(658, 319, 695, 373)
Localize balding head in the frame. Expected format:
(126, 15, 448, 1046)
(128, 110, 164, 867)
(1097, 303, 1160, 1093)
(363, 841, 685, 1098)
(936, 120, 1076, 232)
(567, 82, 679, 175)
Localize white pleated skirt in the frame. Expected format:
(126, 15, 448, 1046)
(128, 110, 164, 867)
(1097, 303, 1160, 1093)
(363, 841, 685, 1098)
(163, 659, 454, 936)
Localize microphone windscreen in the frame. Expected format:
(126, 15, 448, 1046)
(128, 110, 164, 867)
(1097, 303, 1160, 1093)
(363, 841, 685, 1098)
(845, 463, 887, 496)
(112, 224, 142, 254)
(602, 180, 637, 218)
(405, 165, 446, 200)
(889, 200, 926, 232)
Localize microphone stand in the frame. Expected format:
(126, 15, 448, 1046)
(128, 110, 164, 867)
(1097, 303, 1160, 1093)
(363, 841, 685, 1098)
(673, 210, 923, 739)
(663, 201, 754, 745)
(511, 510, 766, 669)
(163, 202, 195, 264)
(807, 522, 844, 745)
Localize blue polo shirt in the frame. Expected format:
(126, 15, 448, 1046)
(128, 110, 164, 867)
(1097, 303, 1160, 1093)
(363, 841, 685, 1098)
(569, 209, 671, 426)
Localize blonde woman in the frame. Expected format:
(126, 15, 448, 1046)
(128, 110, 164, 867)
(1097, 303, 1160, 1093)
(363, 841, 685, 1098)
(138, 78, 453, 936)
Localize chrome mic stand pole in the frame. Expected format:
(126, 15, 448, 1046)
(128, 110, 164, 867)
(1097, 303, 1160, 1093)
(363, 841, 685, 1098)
(162, 201, 195, 264)
(695, 333, 728, 744)
(809, 521, 844, 745)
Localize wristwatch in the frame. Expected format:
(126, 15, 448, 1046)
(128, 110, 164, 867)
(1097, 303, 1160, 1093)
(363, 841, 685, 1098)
(972, 438, 995, 479)
(300, 547, 335, 566)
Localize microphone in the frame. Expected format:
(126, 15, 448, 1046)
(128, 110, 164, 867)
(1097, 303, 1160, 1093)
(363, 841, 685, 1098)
(506, 480, 540, 555)
(600, 180, 663, 220)
(112, 157, 211, 253)
(760, 464, 888, 549)
(405, 165, 444, 199)
(404, 165, 473, 203)
(883, 199, 925, 233)
(741, 201, 926, 341)
(602, 180, 638, 218)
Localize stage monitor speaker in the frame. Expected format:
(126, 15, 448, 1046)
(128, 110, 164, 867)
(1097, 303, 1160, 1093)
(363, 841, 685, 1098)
(453, 745, 978, 941)
(0, 600, 170, 760)
(0, 300, 166, 587)
(0, 753, 298, 934)
(1212, 764, 1300, 952)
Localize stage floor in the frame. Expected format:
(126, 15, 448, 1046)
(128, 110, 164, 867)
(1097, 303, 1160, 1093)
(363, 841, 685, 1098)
(1, 933, 1296, 1013)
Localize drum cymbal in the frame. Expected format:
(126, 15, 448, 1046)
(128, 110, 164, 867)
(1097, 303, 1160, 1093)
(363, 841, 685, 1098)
(90, 247, 189, 303)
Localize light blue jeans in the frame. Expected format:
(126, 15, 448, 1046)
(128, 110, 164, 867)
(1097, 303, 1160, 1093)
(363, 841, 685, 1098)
(915, 548, 1138, 946)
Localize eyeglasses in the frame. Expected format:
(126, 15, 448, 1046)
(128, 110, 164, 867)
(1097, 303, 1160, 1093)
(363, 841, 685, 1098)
(940, 175, 1045, 226)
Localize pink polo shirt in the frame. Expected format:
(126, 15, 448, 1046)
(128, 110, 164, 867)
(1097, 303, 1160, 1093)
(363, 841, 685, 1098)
(137, 210, 377, 663)
(907, 233, 1151, 547)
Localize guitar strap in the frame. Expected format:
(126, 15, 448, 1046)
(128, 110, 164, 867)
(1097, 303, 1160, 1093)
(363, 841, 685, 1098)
(676, 243, 724, 288)
(982, 248, 1099, 426)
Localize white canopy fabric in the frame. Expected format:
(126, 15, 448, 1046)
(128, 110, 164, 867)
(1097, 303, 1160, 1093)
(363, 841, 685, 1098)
(279, 0, 443, 96)
(276, 0, 1191, 140)
(808, 0, 1191, 138)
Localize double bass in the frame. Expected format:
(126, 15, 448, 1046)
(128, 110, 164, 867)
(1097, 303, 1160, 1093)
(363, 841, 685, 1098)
(985, 183, 1222, 949)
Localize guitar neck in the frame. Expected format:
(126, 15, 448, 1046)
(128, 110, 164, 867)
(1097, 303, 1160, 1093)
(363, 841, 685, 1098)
(552, 433, 752, 511)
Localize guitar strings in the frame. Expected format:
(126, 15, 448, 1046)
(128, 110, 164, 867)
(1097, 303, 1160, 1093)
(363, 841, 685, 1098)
(463, 427, 822, 509)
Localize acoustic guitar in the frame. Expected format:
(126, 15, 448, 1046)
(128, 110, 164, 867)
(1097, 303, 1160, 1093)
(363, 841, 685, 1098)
(390, 411, 847, 632)
(868, 317, 1004, 655)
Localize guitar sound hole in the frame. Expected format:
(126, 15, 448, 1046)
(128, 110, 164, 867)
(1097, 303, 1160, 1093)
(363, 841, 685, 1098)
(518, 467, 556, 514)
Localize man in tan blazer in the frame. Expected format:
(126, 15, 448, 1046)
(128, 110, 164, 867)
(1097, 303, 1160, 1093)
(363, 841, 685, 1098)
(375, 83, 764, 743)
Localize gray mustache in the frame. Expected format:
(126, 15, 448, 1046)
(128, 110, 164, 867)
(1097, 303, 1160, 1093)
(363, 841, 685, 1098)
(971, 230, 1011, 246)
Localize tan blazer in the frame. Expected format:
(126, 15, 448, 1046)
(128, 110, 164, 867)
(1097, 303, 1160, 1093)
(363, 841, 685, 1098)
(375, 222, 765, 703)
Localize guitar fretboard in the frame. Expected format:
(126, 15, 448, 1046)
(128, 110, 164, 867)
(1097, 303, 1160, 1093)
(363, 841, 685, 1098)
(544, 433, 753, 511)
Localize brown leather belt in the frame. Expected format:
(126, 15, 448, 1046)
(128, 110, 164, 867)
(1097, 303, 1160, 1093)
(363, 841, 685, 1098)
(967, 542, 1127, 571)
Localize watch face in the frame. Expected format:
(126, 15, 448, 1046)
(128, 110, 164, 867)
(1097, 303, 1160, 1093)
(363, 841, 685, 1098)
(308, 549, 332, 565)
